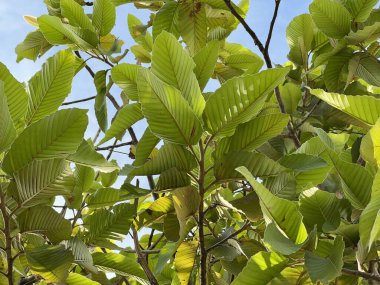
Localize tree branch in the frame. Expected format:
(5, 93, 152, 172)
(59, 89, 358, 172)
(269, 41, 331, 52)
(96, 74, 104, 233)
(265, 0, 281, 53)
(342, 268, 380, 282)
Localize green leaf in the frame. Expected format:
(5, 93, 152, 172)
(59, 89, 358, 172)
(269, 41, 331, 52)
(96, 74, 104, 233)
(175, 241, 198, 285)
(92, 252, 148, 285)
(0, 81, 16, 152)
(18, 206, 72, 243)
(328, 150, 372, 209)
(26, 245, 74, 283)
(278, 83, 302, 115)
(359, 195, 380, 249)
(152, 1, 180, 39)
(3, 108, 88, 174)
(99, 103, 143, 144)
(15, 30, 52, 63)
(204, 68, 288, 137)
(26, 50, 76, 124)
(237, 167, 308, 249)
(38, 15, 98, 49)
(60, 0, 94, 31)
(66, 273, 101, 285)
(137, 69, 203, 145)
(300, 188, 341, 232)
(193, 40, 220, 90)
(178, 0, 207, 55)
(92, 0, 116, 36)
(85, 203, 135, 243)
(0, 63, 28, 129)
(137, 196, 174, 228)
(357, 55, 380, 87)
(305, 236, 344, 284)
(94, 71, 108, 132)
(14, 158, 74, 207)
(231, 251, 288, 285)
(173, 187, 200, 238)
(311, 89, 380, 126)
(324, 51, 352, 92)
(309, 0, 352, 38)
(133, 128, 160, 167)
(87, 187, 130, 208)
(223, 113, 289, 153)
(344, 0, 379, 22)
(67, 140, 119, 173)
(128, 14, 153, 51)
(346, 22, 380, 44)
(130, 144, 196, 176)
(64, 237, 98, 273)
(111, 63, 141, 101)
(151, 31, 205, 118)
(156, 168, 190, 191)
(286, 14, 315, 66)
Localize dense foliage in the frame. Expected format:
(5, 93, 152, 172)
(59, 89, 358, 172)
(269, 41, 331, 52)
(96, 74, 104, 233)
(1, 0, 380, 284)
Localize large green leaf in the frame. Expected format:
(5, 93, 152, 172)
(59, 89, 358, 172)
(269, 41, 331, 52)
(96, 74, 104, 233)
(193, 40, 220, 91)
(305, 236, 344, 284)
(38, 15, 98, 49)
(137, 69, 203, 145)
(231, 251, 288, 285)
(223, 113, 289, 153)
(175, 241, 198, 285)
(64, 237, 98, 273)
(133, 128, 160, 166)
(18, 206, 72, 243)
(26, 245, 74, 283)
(178, 0, 207, 55)
(237, 167, 308, 250)
(111, 63, 141, 101)
(356, 55, 380, 87)
(66, 273, 101, 285)
(14, 158, 74, 207)
(15, 30, 52, 63)
(359, 196, 380, 249)
(92, 252, 148, 285)
(94, 70, 108, 132)
(99, 103, 143, 144)
(152, 1, 180, 39)
(85, 203, 135, 243)
(0, 82, 16, 152)
(346, 22, 380, 44)
(204, 68, 288, 137)
(286, 14, 315, 66)
(26, 50, 76, 124)
(2, 108, 88, 174)
(309, 0, 352, 38)
(92, 0, 116, 36)
(130, 144, 196, 176)
(215, 152, 287, 181)
(68, 140, 119, 172)
(300, 188, 341, 232)
(0, 63, 28, 129)
(311, 89, 380, 126)
(61, 0, 94, 31)
(344, 0, 379, 22)
(151, 31, 205, 118)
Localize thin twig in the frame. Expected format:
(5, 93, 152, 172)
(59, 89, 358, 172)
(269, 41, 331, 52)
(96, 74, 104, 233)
(206, 221, 250, 252)
(265, 0, 281, 53)
(62, 96, 96, 106)
(295, 99, 322, 129)
(96, 142, 134, 151)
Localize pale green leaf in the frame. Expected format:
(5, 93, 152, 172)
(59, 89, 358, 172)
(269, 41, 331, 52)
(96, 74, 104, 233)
(0, 81, 16, 152)
(92, 0, 116, 36)
(2, 108, 88, 174)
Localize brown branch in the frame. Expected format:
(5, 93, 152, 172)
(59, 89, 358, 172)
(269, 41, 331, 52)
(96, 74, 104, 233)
(342, 268, 380, 282)
(132, 199, 159, 285)
(206, 221, 250, 252)
(96, 142, 134, 151)
(0, 192, 14, 284)
(265, 0, 281, 53)
(62, 96, 96, 106)
(198, 141, 207, 285)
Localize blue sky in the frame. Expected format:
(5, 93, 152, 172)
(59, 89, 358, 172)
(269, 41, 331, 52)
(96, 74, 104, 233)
(0, 0, 310, 185)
